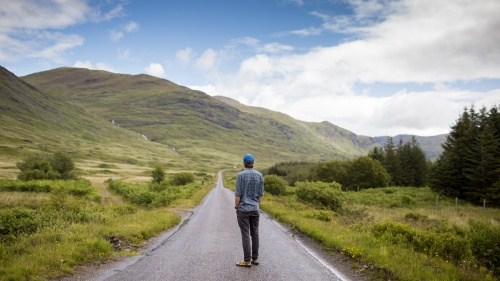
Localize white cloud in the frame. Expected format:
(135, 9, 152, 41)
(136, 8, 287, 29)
(0, 0, 88, 32)
(109, 30, 124, 42)
(196, 49, 218, 71)
(176, 47, 193, 64)
(88, 3, 125, 22)
(124, 21, 139, 32)
(258, 43, 293, 54)
(117, 48, 131, 60)
(189, 84, 219, 96)
(0, 30, 84, 63)
(282, 0, 304, 6)
(0, 0, 126, 63)
(109, 21, 139, 42)
(144, 63, 165, 78)
(73, 60, 115, 72)
(190, 0, 500, 136)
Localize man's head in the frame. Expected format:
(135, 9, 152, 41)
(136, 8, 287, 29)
(243, 154, 254, 168)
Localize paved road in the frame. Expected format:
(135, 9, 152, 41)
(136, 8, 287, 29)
(92, 172, 351, 281)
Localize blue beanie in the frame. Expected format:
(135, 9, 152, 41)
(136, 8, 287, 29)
(243, 154, 255, 164)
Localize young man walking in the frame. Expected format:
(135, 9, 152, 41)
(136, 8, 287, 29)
(235, 154, 264, 267)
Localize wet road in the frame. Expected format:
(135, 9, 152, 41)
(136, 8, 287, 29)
(99, 172, 350, 281)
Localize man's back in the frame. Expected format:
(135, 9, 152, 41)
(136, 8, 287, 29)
(235, 168, 264, 212)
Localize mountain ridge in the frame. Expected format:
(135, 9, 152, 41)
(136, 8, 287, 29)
(0, 66, 445, 177)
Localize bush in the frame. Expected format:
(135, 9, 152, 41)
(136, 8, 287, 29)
(295, 181, 344, 211)
(0, 207, 40, 239)
(171, 172, 194, 186)
(151, 164, 165, 184)
(16, 152, 77, 180)
(109, 180, 200, 207)
(50, 152, 76, 179)
(264, 175, 287, 196)
(404, 212, 428, 222)
(468, 219, 500, 274)
(372, 221, 472, 265)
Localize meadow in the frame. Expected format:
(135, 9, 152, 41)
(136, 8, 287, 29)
(223, 172, 500, 281)
(0, 173, 214, 281)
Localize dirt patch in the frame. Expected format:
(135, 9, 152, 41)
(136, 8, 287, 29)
(94, 181, 122, 205)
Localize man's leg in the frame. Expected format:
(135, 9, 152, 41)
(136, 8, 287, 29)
(237, 211, 251, 262)
(249, 211, 260, 261)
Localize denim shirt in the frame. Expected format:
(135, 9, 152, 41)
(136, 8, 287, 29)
(235, 168, 264, 212)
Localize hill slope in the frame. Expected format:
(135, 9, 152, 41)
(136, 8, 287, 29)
(22, 67, 378, 168)
(0, 66, 188, 178)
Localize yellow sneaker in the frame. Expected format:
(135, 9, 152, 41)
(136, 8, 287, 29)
(236, 260, 252, 267)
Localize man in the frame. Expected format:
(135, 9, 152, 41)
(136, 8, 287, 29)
(235, 154, 264, 267)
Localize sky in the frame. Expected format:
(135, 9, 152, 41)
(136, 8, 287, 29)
(1, 0, 499, 137)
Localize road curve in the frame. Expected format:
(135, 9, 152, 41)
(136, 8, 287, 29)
(89, 172, 351, 281)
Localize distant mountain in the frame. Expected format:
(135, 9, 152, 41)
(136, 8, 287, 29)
(372, 134, 447, 160)
(1, 66, 445, 170)
(214, 96, 447, 161)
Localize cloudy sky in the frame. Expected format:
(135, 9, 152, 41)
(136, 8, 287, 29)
(1, 0, 499, 137)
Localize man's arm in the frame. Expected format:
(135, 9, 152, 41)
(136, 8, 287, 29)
(258, 196, 262, 203)
(235, 195, 240, 209)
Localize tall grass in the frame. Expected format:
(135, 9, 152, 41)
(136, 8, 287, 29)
(0, 176, 214, 281)
(223, 172, 499, 280)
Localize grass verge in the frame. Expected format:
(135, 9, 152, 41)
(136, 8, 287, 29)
(223, 171, 499, 281)
(0, 175, 215, 281)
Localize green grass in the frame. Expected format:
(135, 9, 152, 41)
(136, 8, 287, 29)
(0, 176, 215, 281)
(223, 171, 499, 281)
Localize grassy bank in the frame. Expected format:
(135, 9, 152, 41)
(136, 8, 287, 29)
(223, 171, 499, 281)
(0, 176, 214, 281)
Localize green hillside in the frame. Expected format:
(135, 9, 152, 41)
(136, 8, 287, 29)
(0, 66, 191, 179)
(1, 66, 446, 179)
(22, 67, 376, 169)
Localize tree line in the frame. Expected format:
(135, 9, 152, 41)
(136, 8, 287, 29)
(265, 105, 500, 207)
(431, 105, 500, 206)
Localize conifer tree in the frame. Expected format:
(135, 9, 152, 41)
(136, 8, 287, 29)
(431, 105, 500, 204)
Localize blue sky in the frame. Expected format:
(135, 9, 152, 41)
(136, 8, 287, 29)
(1, 0, 499, 137)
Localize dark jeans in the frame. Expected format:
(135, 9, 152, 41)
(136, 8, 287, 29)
(236, 210, 260, 262)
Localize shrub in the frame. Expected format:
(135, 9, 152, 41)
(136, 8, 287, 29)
(264, 175, 287, 196)
(401, 194, 417, 206)
(0, 207, 40, 239)
(372, 221, 473, 265)
(149, 181, 170, 192)
(404, 212, 428, 222)
(301, 209, 333, 221)
(171, 172, 194, 186)
(50, 152, 76, 179)
(16, 152, 77, 180)
(295, 181, 344, 211)
(151, 164, 165, 184)
(468, 219, 500, 274)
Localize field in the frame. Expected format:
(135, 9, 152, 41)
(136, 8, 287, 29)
(0, 173, 214, 281)
(223, 172, 500, 281)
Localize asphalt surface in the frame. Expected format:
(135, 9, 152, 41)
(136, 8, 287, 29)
(66, 172, 351, 281)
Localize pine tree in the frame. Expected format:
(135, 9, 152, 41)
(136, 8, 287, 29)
(432, 107, 476, 198)
(368, 146, 385, 163)
(383, 137, 402, 186)
(409, 136, 428, 187)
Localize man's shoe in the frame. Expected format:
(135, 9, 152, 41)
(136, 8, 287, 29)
(236, 260, 252, 267)
(251, 259, 259, 265)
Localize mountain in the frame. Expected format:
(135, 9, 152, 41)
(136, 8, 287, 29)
(22, 67, 380, 168)
(0, 66, 446, 178)
(0, 66, 188, 178)
(372, 134, 446, 160)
